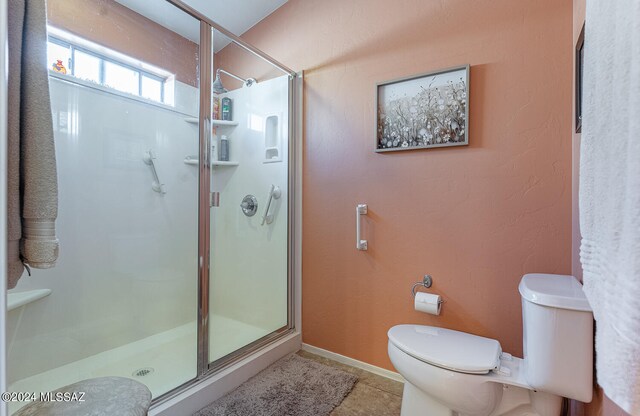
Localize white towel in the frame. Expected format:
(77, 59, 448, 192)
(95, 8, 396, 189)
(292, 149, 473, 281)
(580, 0, 640, 413)
(7, 0, 59, 289)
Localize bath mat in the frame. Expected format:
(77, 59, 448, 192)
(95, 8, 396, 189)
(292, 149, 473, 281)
(193, 353, 358, 416)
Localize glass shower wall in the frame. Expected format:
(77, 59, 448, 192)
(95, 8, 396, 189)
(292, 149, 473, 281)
(6, 0, 201, 411)
(208, 31, 292, 365)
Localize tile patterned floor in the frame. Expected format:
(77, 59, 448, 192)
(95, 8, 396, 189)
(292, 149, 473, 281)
(296, 350, 404, 416)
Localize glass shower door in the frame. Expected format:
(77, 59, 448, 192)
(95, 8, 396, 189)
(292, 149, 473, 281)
(208, 30, 291, 364)
(7, 2, 201, 412)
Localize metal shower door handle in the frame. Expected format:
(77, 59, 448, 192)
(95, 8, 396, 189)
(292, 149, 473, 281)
(356, 204, 368, 250)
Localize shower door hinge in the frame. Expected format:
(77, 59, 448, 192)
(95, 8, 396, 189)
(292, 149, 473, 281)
(210, 192, 220, 207)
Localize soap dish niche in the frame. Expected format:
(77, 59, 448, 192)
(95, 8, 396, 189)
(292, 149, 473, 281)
(264, 114, 282, 163)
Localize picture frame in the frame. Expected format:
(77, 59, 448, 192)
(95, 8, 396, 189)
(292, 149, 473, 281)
(375, 64, 469, 152)
(575, 24, 585, 133)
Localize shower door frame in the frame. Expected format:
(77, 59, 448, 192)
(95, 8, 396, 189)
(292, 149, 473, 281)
(0, 1, 8, 415)
(152, 0, 300, 407)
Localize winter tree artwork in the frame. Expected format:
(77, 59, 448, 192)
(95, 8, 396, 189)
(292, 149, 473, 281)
(376, 65, 469, 152)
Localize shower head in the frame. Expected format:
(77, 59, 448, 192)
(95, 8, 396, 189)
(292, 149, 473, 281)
(212, 71, 228, 94)
(213, 69, 257, 94)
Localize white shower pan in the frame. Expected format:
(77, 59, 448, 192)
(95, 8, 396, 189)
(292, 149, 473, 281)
(8, 314, 271, 415)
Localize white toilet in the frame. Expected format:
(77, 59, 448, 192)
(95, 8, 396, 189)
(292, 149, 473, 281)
(388, 274, 593, 416)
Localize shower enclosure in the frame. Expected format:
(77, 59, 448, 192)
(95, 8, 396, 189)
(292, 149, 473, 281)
(5, 0, 299, 413)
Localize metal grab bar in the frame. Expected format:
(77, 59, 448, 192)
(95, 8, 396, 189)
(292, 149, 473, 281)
(142, 149, 166, 194)
(261, 184, 281, 225)
(356, 204, 368, 250)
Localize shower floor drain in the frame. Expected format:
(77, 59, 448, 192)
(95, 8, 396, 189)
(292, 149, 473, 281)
(132, 367, 154, 377)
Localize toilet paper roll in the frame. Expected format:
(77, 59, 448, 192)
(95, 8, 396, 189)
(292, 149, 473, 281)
(414, 292, 442, 315)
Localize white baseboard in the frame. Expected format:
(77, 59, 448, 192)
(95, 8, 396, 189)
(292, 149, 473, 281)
(301, 343, 405, 383)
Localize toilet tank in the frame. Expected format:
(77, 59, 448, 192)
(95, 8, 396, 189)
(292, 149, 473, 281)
(519, 274, 593, 403)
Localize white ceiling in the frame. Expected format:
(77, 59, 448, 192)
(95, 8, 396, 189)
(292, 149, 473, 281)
(115, 0, 287, 52)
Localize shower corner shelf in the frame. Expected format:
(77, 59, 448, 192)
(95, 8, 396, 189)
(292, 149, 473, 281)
(184, 117, 238, 127)
(183, 156, 238, 167)
(7, 288, 52, 311)
(213, 120, 239, 127)
(212, 161, 239, 167)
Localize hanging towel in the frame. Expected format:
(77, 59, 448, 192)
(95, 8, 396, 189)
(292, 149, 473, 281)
(580, 0, 640, 414)
(7, 0, 59, 289)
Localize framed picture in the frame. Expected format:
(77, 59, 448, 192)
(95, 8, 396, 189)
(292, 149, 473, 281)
(376, 64, 469, 152)
(575, 24, 585, 133)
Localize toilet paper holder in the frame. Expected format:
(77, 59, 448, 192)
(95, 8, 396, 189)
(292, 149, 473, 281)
(411, 275, 445, 304)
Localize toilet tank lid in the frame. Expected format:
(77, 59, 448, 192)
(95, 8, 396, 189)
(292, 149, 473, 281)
(388, 325, 501, 374)
(519, 274, 592, 312)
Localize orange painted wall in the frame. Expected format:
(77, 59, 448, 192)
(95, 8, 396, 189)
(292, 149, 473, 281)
(47, 0, 198, 86)
(218, 0, 573, 369)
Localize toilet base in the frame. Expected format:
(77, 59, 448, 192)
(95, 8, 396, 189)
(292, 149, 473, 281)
(401, 382, 452, 416)
(400, 381, 563, 416)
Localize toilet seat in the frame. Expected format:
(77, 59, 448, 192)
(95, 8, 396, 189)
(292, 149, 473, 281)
(387, 325, 502, 374)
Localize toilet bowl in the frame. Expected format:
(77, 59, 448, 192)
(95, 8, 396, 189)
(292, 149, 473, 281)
(388, 274, 594, 416)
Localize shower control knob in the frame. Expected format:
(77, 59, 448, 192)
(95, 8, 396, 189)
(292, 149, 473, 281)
(241, 195, 258, 217)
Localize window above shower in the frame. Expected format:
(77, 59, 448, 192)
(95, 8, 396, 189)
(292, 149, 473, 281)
(46, 26, 173, 105)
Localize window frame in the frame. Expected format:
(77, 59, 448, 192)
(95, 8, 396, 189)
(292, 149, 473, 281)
(48, 36, 167, 104)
